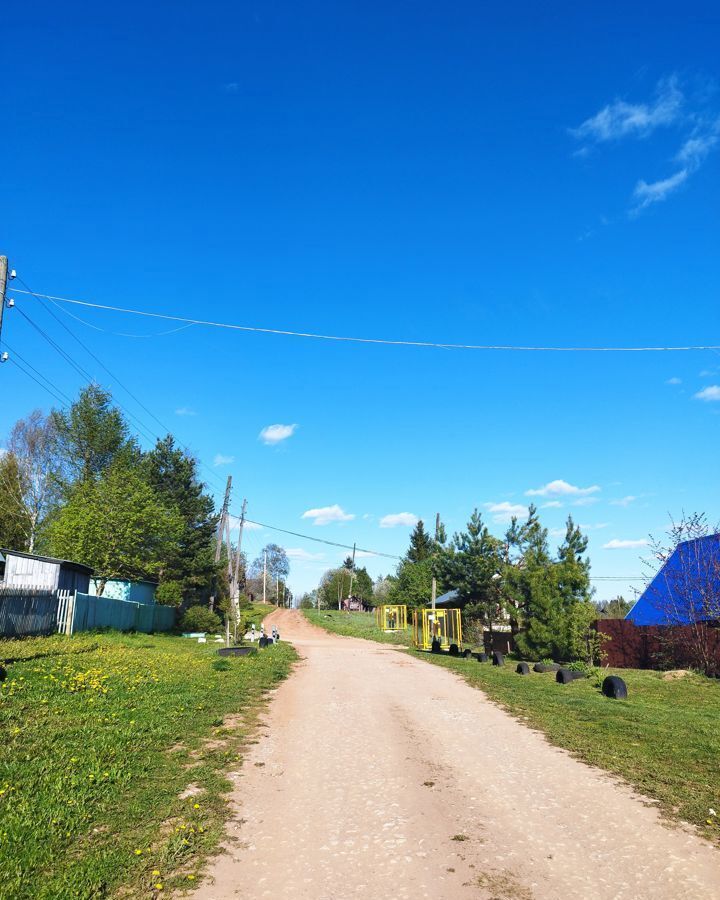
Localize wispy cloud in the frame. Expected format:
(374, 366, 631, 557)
(379, 512, 419, 528)
(632, 168, 689, 212)
(301, 504, 355, 526)
(213, 453, 235, 466)
(485, 501, 529, 524)
(610, 495, 637, 507)
(603, 538, 649, 550)
(695, 385, 720, 402)
(285, 548, 324, 561)
(676, 129, 719, 167)
(541, 500, 563, 509)
(665, 377, 682, 385)
(572, 497, 599, 507)
(571, 77, 683, 143)
(526, 479, 600, 499)
(223, 82, 240, 93)
(229, 516, 262, 532)
(579, 522, 610, 530)
(175, 407, 196, 416)
(259, 423, 298, 445)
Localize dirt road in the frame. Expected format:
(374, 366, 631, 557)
(193, 610, 720, 900)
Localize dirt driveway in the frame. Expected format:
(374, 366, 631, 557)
(192, 609, 720, 900)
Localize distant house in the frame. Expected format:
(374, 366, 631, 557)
(88, 578, 158, 605)
(0, 549, 93, 593)
(626, 534, 720, 626)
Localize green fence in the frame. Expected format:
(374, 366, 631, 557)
(70, 593, 176, 634)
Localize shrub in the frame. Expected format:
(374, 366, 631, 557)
(155, 581, 183, 607)
(181, 605, 222, 633)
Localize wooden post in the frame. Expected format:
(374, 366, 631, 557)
(65, 590, 76, 637)
(0, 257, 7, 350)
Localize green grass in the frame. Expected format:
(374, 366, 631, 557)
(304, 610, 720, 840)
(0, 630, 296, 900)
(302, 609, 411, 645)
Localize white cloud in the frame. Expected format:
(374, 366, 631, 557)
(665, 377, 682, 385)
(632, 168, 689, 212)
(541, 500, 563, 509)
(213, 454, 235, 466)
(549, 527, 566, 537)
(572, 497, 599, 507)
(579, 522, 610, 531)
(285, 548, 324, 561)
(610, 495, 637, 507)
(259, 423, 298, 445)
(603, 538, 649, 550)
(379, 512, 419, 529)
(353, 550, 378, 558)
(526, 479, 601, 498)
(676, 129, 719, 169)
(301, 504, 355, 526)
(571, 77, 683, 143)
(485, 501, 529, 524)
(175, 407, 196, 416)
(695, 385, 720, 402)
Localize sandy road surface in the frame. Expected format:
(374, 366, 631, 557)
(192, 609, 720, 900)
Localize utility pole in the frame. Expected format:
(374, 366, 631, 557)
(210, 475, 232, 611)
(231, 497, 247, 600)
(276, 575, 279, 607)
(348, 543, 357, 599)
(263, 550, 267, 604)
(431, 512, 440, 617)
(0, 257, 8, 354)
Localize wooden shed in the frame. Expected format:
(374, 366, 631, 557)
(0, 549, 93, 594)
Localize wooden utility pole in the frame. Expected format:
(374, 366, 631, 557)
(263, 550, 267, 604)
(210, 475, 232, 611)
(0, 257, 8, 353)
(231, 498, 247, 600)
(348, 543, 357, 599)
(431, 512, 440, 615)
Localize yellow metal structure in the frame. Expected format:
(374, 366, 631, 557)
(375, 604, 407, 632)
(411, 607, 462, 651)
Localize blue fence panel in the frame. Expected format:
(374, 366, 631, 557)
(71, 593, 176, 634)
(0, 589, 57, 637)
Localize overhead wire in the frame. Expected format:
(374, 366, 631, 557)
(10, 287, 720, 352)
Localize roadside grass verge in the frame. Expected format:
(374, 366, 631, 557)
(303, 610, 720, 840)
(0, 631, 296, 900)
(302, 609, 411, 646)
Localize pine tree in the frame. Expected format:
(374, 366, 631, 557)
(143, 435, 218, 603)
(407, 520, 434, 563)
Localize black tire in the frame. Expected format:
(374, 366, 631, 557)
(516, 662, 530, 675)
(534, 662, 560, 673)
(556, 668, 584, 684)
(475, 652, 489, 663)
(463, 649, 473, 659)
(602, 675, 628, 699)
(449, 643, 460, 657)
(258, 636, 267, 648)
(431, 639, 442, 654)
(492, 651, 504, 666)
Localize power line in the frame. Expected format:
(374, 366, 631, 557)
(12, 288, 720, 352)
(0, 342, 75, 405)
(239, 517, 402, 560)
(7, 357, 68, 406)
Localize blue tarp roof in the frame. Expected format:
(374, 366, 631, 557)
(435, 589, 459, 606)
(625, 534, 720, 626)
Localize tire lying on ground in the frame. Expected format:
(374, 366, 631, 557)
(516, 662, 530, 675)
(533, 662, 560, 673)
(492, 651, 504, 666)
(431, 639, 442, 654)
(475, 652, 489, 663)
(556, 668, 585, 684)
(449, 643, 460, 657)
(463, 649, 473, 659)
(602, 675, 628, 699)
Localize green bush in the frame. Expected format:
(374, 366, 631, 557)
(181, 605, 222, 633)
(155, 580, 183, 607)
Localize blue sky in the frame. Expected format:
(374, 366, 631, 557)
(1, 1, 719, 599)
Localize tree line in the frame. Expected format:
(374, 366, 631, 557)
(315, 510, 622, 663)
(0, 385, 289, 610)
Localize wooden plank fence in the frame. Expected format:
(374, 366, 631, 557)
(0, 586, 59, 637)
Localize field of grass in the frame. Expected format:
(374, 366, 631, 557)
(302, 609, 411, 645)
(304, 610, 720, 840)
(0, 630, 296, 900)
